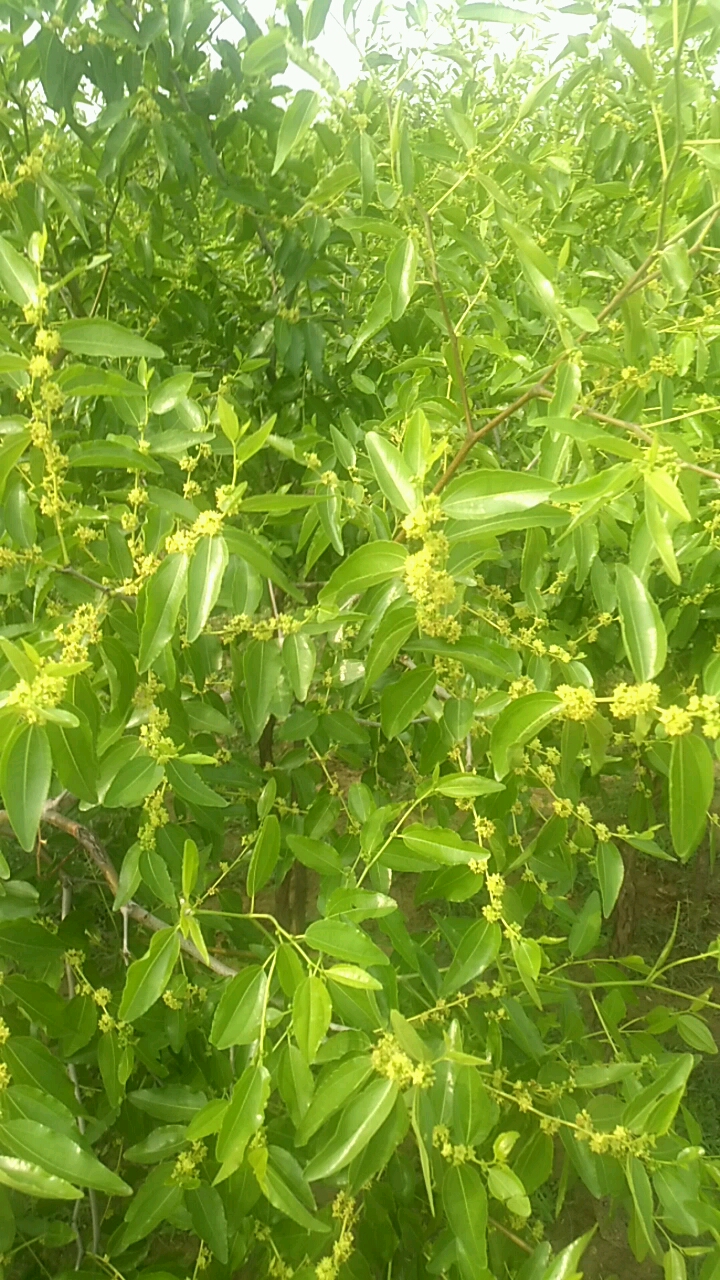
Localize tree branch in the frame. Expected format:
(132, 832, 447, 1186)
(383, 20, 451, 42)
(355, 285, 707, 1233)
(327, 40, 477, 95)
(0, 805, 238, 980)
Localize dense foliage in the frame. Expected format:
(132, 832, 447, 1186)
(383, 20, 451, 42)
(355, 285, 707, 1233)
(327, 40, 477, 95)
(2, 0, 720, 1277)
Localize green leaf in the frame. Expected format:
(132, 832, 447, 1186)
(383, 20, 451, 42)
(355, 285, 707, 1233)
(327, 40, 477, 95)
(490, 693, 561, 779)
(287, 833, 343, 875)
(130, 1085, 208, 1122)
(366, 431, 418, 514)
(305, 1078, 399, 1180)
(187, 536, 228, 642)
(305, 0, 331, 38)
(138, 553, 189, 673)
(677, 1013, 717, 1054)
(543, 1229, 596, 1280)
(669, 733, 714, 861)
(119, 1165, 183, 1248)
(363, 604, 416, 694)
(0, 1155, 81, 1200)
(325, 964, 383, 990)
(182, 838, 199, 899)
(597, 842, 624, 917)
(443, 1163, 488, 1279)
(443, 920, 501, 995)
(242, 26, 287, 77)
(46, 715, 97, 804)
(165, 757, 228, 808)
(293, 976, 331, 1062)
(626, 1156, 660, 1260)
(186, 1183, 228, 1262)
(0, 235, 38, 308)
(433, 774, 505, 798)
(273, 89, 320, 174)
(67, 440, 164, 472)
(149, 372, 193, 414)
(1, 724, 51, 852)
(611, 26, 655, 87)
(568, 891, 602, 957)
(305, 919, 389, 967)
(380, 666, 435, 737)
(319, 541, 407, 607)
(385, 236, 418, 321)
(118, 928, 180, 1021)
(441, 470, 555, 522)
(402, 824, 485, 866)
(457, 3, 532, 20)
(210, 966, 268, 1048)
(616, 565, 667, 682)
(104, 755, 164, 808)
(247, 814, 281, 896)
(0, 1120, 131, 1196)
(296, 1056, 374, 1146)
(283, 633, 316, 701)
(242, 639, 282, 743)
(260, 1146, 329, 1232)
(348, 283, 392, 360)
(0, 430, 30, 502)
(59, 318, 164, 358)
(215, 1063, 270, 1178)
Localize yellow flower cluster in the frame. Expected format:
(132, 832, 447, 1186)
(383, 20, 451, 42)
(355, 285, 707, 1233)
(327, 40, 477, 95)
(432, 1124, 476, 1165)
(314, 1192, 358, 1280)
(401, 496, 443, 541)
(171, 1141, 207, 1187)
(556, 684, 596, 722)
(657, 705, 693, 737)
(0, 1062, 10, 1090)
(5, 660, 67, 724)
(574, 1110, 655, 1159)
(138, 786, 169, 852)
(509, 676, 536, 700)
(483, 872, 506, 924)
(139, 706, 178, 764)
(56, 603, 101, 664)
(403, 532, 460, 642)
(371, 1034, 434, 1089)
(687, 694, 720, 739)
(474, 816, 495, 842)
(165, 508, 225, 558)
(609, 682, 660, 718)
(0, 1018, 10, 1045)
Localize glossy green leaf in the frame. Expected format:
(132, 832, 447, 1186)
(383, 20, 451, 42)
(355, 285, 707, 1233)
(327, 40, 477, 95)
(1, 724, 51, 852)
(273, 89, 320, 174)
(247, 813, 280, 895)
(380, 665, 435, 737)
(59, 318, 164, 358)
(490, 693, 561, 779)
(305, 1078, 399, 1180)
(118, 928, 180, 1021)
(0, 236, 38, 308)
(386, 236, 418, 321)
(596, 842, 624, 917)
(365, 431, 418, 514)
(210, 966, 267, 1048)
(319, 541, 407, 606)
(443, 920, 501, 994)
(293, 976, 332, 1062)
(305, 918, 389, 967)
(669, 734, 714, 861)
(0, 1120, 131, 1195)
(215, 1063, 270, 1179)
(443, 1163, 488, 1278)
(138, 553, 189, 673)
(616, 565, 667, 682)
(187, 535, 228, 641)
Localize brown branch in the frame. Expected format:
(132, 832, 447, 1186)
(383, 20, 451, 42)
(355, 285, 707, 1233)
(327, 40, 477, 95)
(0, 805, 238, 980)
